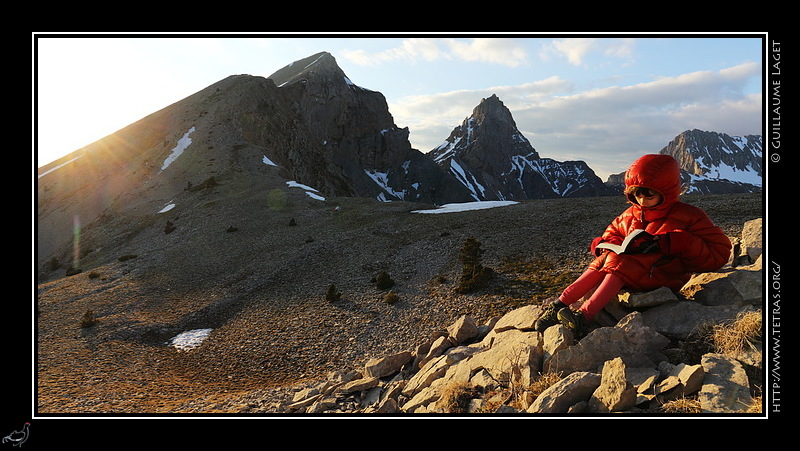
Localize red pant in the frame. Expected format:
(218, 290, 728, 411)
(559, 268, 624, 320)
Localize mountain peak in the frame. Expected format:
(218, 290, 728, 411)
(267, 51, 338, 87)
(429, 95, 609, 201)
(430, 94, 538, 166)
(659, 129, 762, 193)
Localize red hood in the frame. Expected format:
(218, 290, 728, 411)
(624, 154, 682, 220)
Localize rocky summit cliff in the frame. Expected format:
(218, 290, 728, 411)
(260, 52, 473, 205)
(661, 129, 762, 194)
(430, 94, 612, 200)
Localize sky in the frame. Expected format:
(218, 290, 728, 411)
(33, 33, 765, 181)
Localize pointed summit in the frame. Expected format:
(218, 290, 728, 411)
(429, 95, 609, 201)
(431, 94, 538, 166)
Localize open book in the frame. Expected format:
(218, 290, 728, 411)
(595, 229, 650, 254)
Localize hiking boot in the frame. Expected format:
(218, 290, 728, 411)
(535, 301, 563, 332)
(557, 308, 588, 338)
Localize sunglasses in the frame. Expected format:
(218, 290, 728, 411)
(630, 187, 658, 198)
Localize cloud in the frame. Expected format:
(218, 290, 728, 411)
(341, 37, 530, 67)
(544, 37, 637, 66)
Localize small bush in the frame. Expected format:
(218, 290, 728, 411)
(711, 310, 762, 357)
(455, 237, 493, 294)
(164, 221, 176, 234)
(80, 309, 98, 328)
(659, 397, 701, 413)
(375, 271, 395, 290)
(678, 309, 763, 364)
(325, 284, 341, 302)
(384, 290, 400, 305)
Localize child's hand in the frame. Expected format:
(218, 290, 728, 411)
(631, 232, 663, 254)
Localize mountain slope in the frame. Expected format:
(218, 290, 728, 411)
(36, 52, 476, 281)
(430, 95, 611, 200)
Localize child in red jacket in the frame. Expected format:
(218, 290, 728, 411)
(535, 154, 732, 336)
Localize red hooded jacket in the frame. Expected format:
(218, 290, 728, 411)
(588, 154, 732, 292)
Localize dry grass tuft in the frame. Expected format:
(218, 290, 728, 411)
(711, 309, 762, 357)
(746, 396, 763, 413)
(437, 382, 480, 413)
(660, 396, 702, 413)
(529, 372, 562, 396)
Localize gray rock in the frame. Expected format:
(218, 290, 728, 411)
(527, 372, 602, 414)
(618, 286, 678, 309)
(588, 357, 637, 413)
(642, 301, 748, 339)
(545, 312, 669, 374)
(699, 353, 754, 413)
(364, 351, 413, 378)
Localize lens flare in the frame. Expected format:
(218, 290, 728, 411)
(72, 215, 81, 270)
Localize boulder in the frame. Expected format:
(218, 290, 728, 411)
(698, 353, 754, 413)
(364, 351, 413, 379)
(587, 357, 637, 413)
(526, 372, 602, 413)
(544, 312, 669, 374)
(641, 301, 749, 339)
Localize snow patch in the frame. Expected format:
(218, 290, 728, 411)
(168, 328, 213, 351)
(449, 160, 484, 201)
(160, 127, 196, 172)
(286, 181, 326, 201)
(158, 203, 175, 213)
(412, 201, 518, 214)
(263, 155, 278, 166)
(365, 169, 406, 202)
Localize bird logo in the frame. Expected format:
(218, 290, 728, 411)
(2, 423, 29, 447)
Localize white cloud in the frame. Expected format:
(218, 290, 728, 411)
(544, 37, 637, 67)
(342, 37, 529, 67)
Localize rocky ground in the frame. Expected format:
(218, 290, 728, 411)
(34, 192, 762, 415)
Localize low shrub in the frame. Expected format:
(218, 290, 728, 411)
(80, 309, 98, 328)
(164, 221, 176, 234)
(384, 290, 400, 305)
(455, 237, 493, 294)
(375, 271, 395, 290)
(325, 284, 341, 302)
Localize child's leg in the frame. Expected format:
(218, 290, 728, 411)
(559, 268, 606, 306)
(577, 272, 625, 320)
